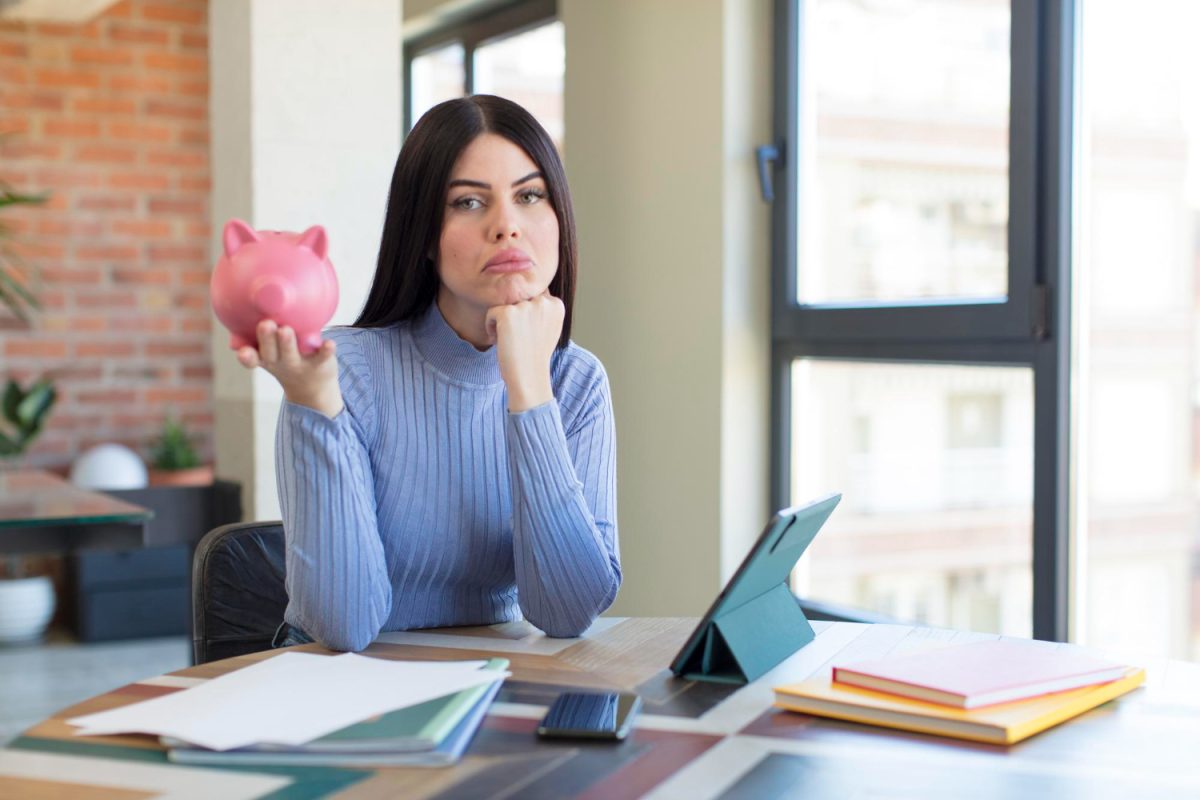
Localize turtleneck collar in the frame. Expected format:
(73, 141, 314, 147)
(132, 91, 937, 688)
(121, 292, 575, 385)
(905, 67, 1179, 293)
(410, 300, 503, 386)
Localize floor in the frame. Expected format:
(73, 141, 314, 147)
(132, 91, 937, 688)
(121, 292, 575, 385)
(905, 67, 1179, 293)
(0, 632, 191, 745)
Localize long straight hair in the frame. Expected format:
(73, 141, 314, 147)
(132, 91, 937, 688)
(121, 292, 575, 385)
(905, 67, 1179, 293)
(354, 95, 577, 348)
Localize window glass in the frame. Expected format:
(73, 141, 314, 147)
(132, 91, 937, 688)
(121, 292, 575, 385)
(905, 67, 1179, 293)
(411, 42, 466, 126)
(797, 0, 1011, 305)
(791, 360, 1033, 637)
(473, 21, 565, 152)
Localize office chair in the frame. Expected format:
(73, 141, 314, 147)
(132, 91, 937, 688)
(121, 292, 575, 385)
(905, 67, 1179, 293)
(191, 520, 288, 665)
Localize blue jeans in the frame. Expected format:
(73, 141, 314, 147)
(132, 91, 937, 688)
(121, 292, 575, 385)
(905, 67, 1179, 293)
(271, 621, 315, 648)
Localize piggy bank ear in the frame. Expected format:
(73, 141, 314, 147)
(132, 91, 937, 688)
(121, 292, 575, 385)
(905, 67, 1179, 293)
(297, 226, 328, 260)
(223, 219, 260, 257)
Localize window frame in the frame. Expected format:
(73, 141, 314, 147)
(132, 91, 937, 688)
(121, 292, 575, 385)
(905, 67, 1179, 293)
(403, 0, 557, 134)
(770, 0, 1076, 641)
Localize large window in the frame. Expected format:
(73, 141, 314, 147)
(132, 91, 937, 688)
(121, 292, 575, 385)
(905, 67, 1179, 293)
(773, 0, 1070, 642)
(405, 0, 563, 151)
(1075, 0, 1200, 659)
(780, 0, 1200, 659)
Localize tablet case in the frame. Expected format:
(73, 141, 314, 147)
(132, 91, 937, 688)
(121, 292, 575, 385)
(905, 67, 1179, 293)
(672, 494, 840, 684)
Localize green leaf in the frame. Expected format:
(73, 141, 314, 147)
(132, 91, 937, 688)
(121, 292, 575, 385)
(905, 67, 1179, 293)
(0, 433, 23, 457)
(1, 380, 21, 422)
(15, 381, 55, 429)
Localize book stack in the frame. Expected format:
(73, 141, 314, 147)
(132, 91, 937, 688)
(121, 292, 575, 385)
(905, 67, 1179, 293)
(165, 657, 509, 767)
(774, 640, 1143, 745)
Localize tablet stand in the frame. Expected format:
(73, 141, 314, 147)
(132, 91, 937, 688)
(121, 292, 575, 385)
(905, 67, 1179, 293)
(676, 582, 815, 684)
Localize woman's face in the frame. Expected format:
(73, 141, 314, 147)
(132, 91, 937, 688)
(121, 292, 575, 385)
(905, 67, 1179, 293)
(436, 133, 560, 317)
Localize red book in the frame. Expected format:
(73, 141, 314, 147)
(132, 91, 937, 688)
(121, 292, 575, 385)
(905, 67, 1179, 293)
(832, 639, 1131, 709)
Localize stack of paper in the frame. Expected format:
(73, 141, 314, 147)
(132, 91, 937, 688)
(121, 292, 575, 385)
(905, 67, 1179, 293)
(774, 640, 1144, 745)
(68, 653, 510, 766)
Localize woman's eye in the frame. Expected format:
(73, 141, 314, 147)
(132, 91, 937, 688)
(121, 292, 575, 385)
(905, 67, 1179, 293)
(452, 197, 483, 210)
(518, 188, 547, 205)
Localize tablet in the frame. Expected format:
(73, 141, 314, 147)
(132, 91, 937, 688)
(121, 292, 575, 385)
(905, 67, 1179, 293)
(668, 492, 842, 684)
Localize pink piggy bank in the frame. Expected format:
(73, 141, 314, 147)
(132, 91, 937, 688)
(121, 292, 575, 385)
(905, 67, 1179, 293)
(210, 219, 339, 355)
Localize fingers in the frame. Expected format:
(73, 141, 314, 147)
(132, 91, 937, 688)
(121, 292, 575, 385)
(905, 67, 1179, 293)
(236, 346, 260, 370)
(257, 319, 279, 363)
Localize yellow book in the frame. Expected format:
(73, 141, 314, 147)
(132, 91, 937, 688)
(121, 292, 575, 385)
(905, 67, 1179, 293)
(773, 667, 1145, 745)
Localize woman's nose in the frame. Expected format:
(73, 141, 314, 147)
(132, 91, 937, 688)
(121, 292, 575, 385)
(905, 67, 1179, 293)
(490, 205, 520, 241)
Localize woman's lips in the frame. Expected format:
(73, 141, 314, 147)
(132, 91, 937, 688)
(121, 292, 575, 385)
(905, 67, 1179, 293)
(483, 249, 533, 273)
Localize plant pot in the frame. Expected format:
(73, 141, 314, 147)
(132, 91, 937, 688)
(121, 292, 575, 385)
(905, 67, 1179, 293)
(0, 575, 57, 643)
(148, 465, 214, 487)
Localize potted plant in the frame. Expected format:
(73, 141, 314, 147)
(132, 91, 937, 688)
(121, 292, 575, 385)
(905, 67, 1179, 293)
(1, 161, 48, 322)
(0, 377, 57, 460)
(148, 417, 213, 486)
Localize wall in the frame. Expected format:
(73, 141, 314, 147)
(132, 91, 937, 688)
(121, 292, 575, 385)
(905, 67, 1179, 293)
(563, 0, 772, 615)
(0, 0, 212, 470)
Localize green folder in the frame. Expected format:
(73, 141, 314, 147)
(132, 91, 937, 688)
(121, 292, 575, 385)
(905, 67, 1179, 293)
(308, 657, 510, 752)
(669, 494, 841, 684)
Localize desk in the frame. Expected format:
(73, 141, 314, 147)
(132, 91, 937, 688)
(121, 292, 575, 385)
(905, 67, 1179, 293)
(0, 469, 153, 553)
(2, 619, 1198, 798)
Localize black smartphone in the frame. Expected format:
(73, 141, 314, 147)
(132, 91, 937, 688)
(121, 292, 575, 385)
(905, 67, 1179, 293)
(535, 691, 642, 741)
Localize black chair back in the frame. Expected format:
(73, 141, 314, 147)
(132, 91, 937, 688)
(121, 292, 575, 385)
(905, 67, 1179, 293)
(191, 521, 287, 664)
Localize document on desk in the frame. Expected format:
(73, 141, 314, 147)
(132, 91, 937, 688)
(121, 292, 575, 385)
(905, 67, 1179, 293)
(66, 653, 509, 751)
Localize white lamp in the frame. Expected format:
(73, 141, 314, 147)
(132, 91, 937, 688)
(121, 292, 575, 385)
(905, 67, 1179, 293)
(69, 443, 149, 490)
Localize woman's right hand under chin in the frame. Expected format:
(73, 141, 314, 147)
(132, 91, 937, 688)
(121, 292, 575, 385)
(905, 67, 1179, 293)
(236, 319, 344, 418)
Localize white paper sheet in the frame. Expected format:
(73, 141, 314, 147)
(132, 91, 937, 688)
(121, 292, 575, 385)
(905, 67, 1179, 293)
(66, 653, 509, 751)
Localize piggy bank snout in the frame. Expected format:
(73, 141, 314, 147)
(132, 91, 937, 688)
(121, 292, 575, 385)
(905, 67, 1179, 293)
(250, 275, 294, 316)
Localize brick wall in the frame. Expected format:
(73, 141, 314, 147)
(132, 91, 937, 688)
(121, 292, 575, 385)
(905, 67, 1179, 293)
(0, 0, 211, 472)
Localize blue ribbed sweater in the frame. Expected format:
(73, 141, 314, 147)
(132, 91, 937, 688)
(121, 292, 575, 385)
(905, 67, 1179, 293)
(275, 302, 620, 651)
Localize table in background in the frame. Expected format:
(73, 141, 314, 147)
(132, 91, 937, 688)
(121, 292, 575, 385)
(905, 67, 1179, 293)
(2, 618, 1198, 798)
(0, 469, 153, 554)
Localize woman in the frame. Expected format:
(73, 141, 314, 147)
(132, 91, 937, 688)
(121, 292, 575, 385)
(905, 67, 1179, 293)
(236, 95, 620, 652)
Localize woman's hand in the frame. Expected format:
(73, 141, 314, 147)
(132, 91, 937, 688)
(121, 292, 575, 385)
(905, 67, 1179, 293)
(485, 292, 564, 412)
(236, 320, 344, 418)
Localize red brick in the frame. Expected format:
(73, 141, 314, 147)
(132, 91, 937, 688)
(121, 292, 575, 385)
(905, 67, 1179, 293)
(0, 40, 28, 58)
(74, 290, 138, 309)
(107, 172, 171, 191)
(70, 46, 134, 66)
(144, 98, 205, 120)
(75, 144, 138, 164)
(0, 140, 63, 159)
(108, 23, 170, 45)
(34, 68, 102, 89)
(0, 91, 64, 112)
(143, 52, 204, 73)
(145, 149, 206, 168)
(32, 167, 103, 189)
(108, 121, 172, 143)
(147, 243, 205, 261)
(145, 340, 206, 358)
(32, 22, 102, 40)
(71, 97, 138, 115)
(76, 389, 138, 405)
(0, 119, 32, 137)
(178, 127, 208, 147)
(112, 220, 174, 238)
(77, 194, 137, 212)
(178, 175, 209, 191)
(42, 265, 104, 283)
(5, 339, 67, 358)
(178, 269, 211, 286)
(146, 386, 208, 404)
(141, 2, 205, 26)
(181, 362, 212, 379)
(180, 318, 211, 335)
(43, 118, 103, 138)
(179, 30, 207, 50)
(75, 341, 136, 357)
(109, 73, 171, 93)
(75, 244, 139, 261)
(127, 316, 173, 333)
(102, 0, 136, 19)
(0, 63, 30, 84)
(112, 266, 172, 284)
(147, 196, 203, 215)
(176, 79, 207, 97)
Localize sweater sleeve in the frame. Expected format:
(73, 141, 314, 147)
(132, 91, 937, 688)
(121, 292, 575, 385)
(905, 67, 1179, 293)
(505, 365, 620, 637)
(275, 333, 391, 652)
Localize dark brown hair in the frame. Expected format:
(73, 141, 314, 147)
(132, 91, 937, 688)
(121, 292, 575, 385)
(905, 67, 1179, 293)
(354, 95, 577, 348)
